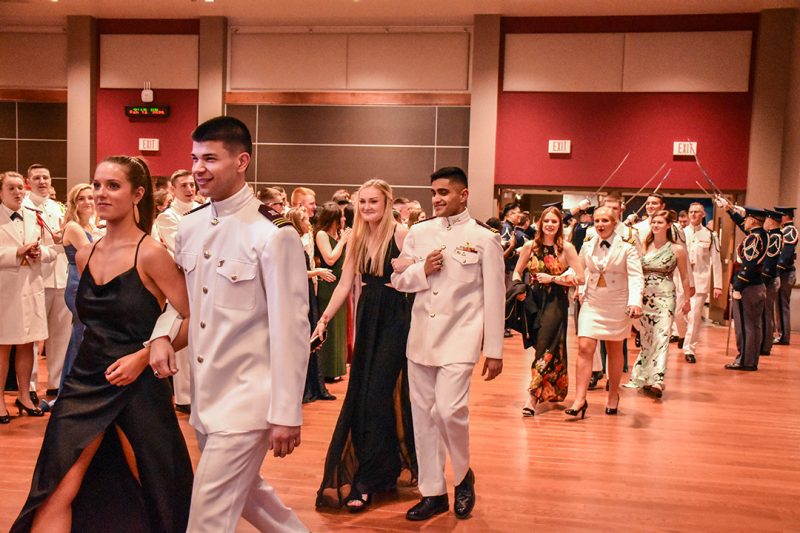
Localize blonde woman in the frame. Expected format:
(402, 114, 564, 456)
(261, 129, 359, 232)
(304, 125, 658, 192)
(313, 179, 417, 512)
(59, 183, 97, 390)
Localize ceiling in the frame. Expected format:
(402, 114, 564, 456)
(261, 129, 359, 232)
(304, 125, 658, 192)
(1, 0, 799, 27)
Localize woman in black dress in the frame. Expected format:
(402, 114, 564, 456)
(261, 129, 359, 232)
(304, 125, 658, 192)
(313, 179, 417, 512)
(12, 156, 193, 533)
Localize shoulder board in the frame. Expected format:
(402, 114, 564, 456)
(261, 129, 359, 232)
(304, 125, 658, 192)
(258, 204, 291, 227)
(186, 202, 210, 215)
(475, 219, 498, 233)
(415, 216, 436, 225)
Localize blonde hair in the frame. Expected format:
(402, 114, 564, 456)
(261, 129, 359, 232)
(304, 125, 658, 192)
(64, 183, 93, 225)
(291, 186, 315, 207)
(349, 179, 396, 276)
(284, 207, 308, 236)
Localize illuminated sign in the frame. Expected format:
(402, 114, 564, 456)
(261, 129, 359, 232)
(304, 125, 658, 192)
(125, 105, 170, 117)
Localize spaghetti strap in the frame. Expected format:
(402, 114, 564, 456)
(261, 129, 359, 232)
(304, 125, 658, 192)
(133, 233, 147, 268)
(85, 237, 102, 271)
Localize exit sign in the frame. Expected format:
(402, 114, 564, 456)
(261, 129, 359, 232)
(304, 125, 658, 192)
(548, 140, 571, 154)
(139, 138, 160, 152)
(673, 141, 697, 156)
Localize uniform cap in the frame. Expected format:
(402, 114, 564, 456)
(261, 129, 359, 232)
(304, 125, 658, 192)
(743, 206, 767, 220)
(774, 206, 795, 217)
(541, 201, 563, 211)
(764, 209, 783, 221)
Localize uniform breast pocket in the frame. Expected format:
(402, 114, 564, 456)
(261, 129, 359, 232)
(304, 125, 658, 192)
(176, 252, 197, 275)
(447, 250, 481, 283)
(214, 258, 258, 310)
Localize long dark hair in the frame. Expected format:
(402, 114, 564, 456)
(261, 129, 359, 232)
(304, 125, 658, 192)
(101, 155, 155, 234)
(644, 210, 675, 248)
(316, 201, 343, 235)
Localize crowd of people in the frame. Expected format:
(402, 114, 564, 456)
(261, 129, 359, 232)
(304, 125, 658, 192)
(0, 114, 796, 532)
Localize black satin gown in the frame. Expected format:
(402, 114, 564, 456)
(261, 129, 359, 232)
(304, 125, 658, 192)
(12, 235, 193, 533)
(316, 235, 417, 508)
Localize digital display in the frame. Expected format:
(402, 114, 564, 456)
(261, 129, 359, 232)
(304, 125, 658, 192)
(125, 105, 170, 117)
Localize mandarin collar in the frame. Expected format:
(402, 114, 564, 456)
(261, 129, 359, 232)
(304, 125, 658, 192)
(28, 192, 48, 207)
(211, 184, 253, 217)
(172, 197, 195, 213)
(440, 209, 470, 228)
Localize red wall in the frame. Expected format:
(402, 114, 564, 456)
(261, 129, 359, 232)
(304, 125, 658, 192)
(494, 92, 752, 191)
(96, 88, 199, 177)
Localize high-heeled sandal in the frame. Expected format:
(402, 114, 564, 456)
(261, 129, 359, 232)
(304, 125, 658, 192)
(15, 399, 44, 417)
(605, 393, 620, 415)
(564, 400, 588, 419)
(522, 407, 535, 417)
(0, 409, 10, 424)
(345, 488, 372, 513)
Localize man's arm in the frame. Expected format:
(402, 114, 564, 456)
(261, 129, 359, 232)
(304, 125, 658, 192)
(390, 228, 430, 293)
(263, 227, 310, 428)
(481, 232, 505, 360)
(155, 210, 179, 253)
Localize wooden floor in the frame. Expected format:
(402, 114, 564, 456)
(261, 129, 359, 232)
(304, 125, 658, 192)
(1, 320, 799, 532)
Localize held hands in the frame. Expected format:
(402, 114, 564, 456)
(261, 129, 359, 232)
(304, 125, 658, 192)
(390, 257, 414, 274)
(535, 273, 554, 285)
(315, 268, 336, 283)
(481, 357, 503, 381)
(423, 249, 444, 277)
(149, 336, 178, 379)
(106, 349, 150, 386)
(270, 424, 301, 458)
(626, 305, 643, 319)
(681, 300, 691, 315)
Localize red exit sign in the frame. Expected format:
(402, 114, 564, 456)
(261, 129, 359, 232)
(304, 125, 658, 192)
(125, 105, 170, 117)
(673, 141, 697, 156)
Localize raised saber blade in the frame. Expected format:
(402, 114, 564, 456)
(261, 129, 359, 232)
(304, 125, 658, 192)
(688, 141, 723, 196)
(627, 162, 666, 204)
(695, 180, 713, 198)
(634, 168, 672, 217)
(591, 151, 631, 197)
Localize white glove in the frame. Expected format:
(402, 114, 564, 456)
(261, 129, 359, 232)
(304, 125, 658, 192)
(578, 199, 591, 210)
(732, 290, 742, 300)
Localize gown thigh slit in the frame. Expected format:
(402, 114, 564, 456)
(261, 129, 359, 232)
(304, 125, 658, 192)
(12, 234, 193, 533)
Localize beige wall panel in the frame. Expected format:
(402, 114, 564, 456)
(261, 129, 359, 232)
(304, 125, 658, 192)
(347, 33, 469, 91)
(229, 34, 347, 90)
(100, 34, 198, 89)
(623, 31, 752, 92)
(503, 33, 624, 92)
(0, 33, 67, 89)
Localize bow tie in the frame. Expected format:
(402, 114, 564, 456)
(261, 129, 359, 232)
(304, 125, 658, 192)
(600, 240, 611, 248)
(10, 212, 22, 221)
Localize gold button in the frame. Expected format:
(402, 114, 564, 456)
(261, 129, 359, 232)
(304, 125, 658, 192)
(218, 259, 225, 267)
(433, 290, 439, 295)
(197, 356, 204, 363)
(202, 286, 208, 294)
(200, 321, 206, 329)
(204, 251, 211, 259)
(447, 226, 452, 231)
(231, 274, 238, 281)
(211, 218, 219, 225)
(430, 313, 436, 318)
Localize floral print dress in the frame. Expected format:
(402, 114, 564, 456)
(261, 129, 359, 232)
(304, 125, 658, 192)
(527, 245, 569, 402)
(629, 242, 677, 387)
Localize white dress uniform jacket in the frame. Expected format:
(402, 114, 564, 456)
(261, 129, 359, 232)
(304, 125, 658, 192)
(22, 194, 67, 289)
(174, 185, 310, 434)
(684, 223, 722, 294)
(390, 210, 505, 364)
(155, 198, 201, 254)
(0, 205, 57, 344)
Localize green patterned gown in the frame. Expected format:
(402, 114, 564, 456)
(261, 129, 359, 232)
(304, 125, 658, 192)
(629, 242, 677, 387)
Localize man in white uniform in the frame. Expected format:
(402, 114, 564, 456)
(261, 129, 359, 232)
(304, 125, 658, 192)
(23, 164, 71, 398)
(391, 167, 505, 521)
(149, 116, 309, 533)
(154, 169, 201, 413)
(682, 202, 722, 363)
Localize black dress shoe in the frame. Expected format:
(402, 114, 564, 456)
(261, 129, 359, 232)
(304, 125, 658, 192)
(45, 388, 59, 397)
(454, 469, 476, 519)
(669, 335, 679, 344)
(677, 337, 685, 349)
(175, 403, 191, 414)
(318, 392, 337, 401)
(406, 495, 449, 521)
(685, 353, 696, 364)
(588, 371, 603, 390)
(0, 411, 10, 424)
(724, 363, 757, 371)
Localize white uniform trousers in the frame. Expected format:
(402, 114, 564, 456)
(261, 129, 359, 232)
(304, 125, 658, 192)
(173, 347, 192, 405)
(188, 429, 308, 533)
(30, 288, 71, 390)
(683, 292, 708, 355)
(407, 360, 473, 497)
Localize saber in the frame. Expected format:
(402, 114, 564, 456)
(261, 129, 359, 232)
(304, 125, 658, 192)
(626, 162, 666, 205)
(695, 181, 717, 199)
(687, 141, 724, 196)
(725, 283, 734, 357)
(591, 151, 630, 198)
(634, 168, 672, 217)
